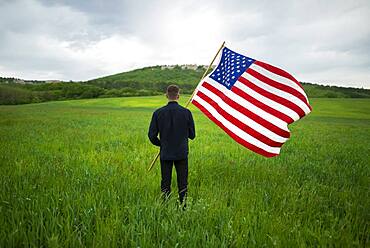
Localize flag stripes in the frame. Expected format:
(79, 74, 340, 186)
(251, 62, 307, 99)
(230, 86, 295, 124)
(200, 82, 290, 139)
(247, 66, 309, 106)
(243, 71, 311, 114)
(201, 79, 291, 130)
(234, 80, 301, 121)
(192, 96, 281, 157)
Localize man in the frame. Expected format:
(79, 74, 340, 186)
(148, 85, 195, 206)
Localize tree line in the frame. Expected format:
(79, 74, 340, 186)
(1, 65, 369, 105)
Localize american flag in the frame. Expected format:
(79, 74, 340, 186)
(191, 47, 312, 157)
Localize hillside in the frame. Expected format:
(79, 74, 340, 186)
(1, 65, 370, 104)
(86, 65, 208, 94)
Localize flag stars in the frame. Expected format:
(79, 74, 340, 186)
(210, 47, 255, 89)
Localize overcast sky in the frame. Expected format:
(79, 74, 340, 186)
(0, 0, 369, 88)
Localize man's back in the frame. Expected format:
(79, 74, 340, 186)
(148, 84, 195, 206)
(148, 101, 195, 160)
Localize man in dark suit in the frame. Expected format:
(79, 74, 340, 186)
(148, 85, 195, 206)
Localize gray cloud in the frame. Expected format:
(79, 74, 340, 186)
(0, 0, 369, 87)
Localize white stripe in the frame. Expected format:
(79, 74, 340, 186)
(204, 77, 290, 131)
(243, 72, 311, 115)
(250, 63, 309, 102)
(193, 95, 281, 154)
(234, 81, 301, 121)
(197, 85, 288, 143)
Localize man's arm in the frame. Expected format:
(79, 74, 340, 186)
(188, 110, 195, 140)
(148, 111, 161, 146)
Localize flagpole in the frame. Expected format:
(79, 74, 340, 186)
(147, 41, 226, 172)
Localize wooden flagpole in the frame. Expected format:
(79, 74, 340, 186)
(147, 41, 226, 172)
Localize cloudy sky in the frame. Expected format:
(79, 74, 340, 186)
(0, 0, 369, 88)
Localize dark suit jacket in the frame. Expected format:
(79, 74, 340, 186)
(148, 101, 195, 160)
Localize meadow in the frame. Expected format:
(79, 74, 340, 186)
(0, 96, 369, 247)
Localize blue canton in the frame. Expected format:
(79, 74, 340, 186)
(209, 47, 255, 90)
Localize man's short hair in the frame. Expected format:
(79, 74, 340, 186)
(166, 85, 180, 99)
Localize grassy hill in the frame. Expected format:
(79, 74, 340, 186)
(1, 65, 370, 104)
(87, 65, 206, 89)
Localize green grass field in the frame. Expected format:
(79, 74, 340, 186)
(0, 96, 369, 247)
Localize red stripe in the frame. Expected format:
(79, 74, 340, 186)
(238, 75, 306, 118)
(202, 82, 290, 138)
(192, 99, 279, 157)
(254, 60, 304, 90)
(248, 68, 311, 108)
(231, 86, 294, 124)
(196, 91, 284, 147)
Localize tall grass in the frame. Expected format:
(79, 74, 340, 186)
(0, 97, 369, 247)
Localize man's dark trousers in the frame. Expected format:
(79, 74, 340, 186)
(160, 158, 188, 204)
